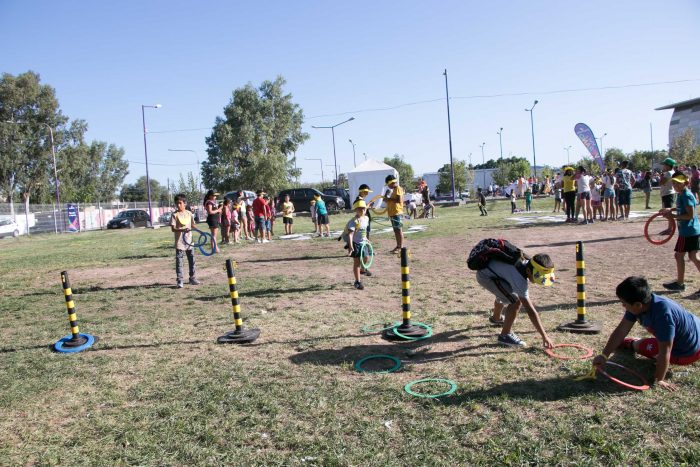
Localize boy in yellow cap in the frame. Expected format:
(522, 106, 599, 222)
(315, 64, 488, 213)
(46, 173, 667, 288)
(661, 173, 700, 292)
(347, 199, 371, 290)
(384, 174, 404, 253)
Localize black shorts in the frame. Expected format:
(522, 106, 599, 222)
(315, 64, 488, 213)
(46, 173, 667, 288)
(283, 217, 293, 225)
(350, 241, 372, 258)
(578, 192, 591, 201)
(675, 234, 700, 253)
(317, 213, 329, 225)
(662, 194, 676, 209)
(206, 215, 219, 228)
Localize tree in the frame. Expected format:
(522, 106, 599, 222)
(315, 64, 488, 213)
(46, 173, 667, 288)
(57, 141, 129, 203)
(491, 158, 532, 186)
(203, 76, 307, 194)
(383, 154, 414, 187)
(670, 128, 700, 166)
(603, 148, 627, 170)
(437, 160, 468, 195)
(175, 172, 202, 207)
(120, 176, 167, 203)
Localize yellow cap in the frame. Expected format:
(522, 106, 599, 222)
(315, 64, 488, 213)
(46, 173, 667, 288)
(672, 174, 689, 184)
(353, 199, 367, 209)
(531, 258, 555, 286)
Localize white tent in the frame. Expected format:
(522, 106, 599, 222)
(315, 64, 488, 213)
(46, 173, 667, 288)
(347, 160, 399, 207)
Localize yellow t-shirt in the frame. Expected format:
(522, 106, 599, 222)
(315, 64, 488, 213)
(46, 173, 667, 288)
(171, 210, 193, 250)
(562, 175, 576, 193)
(386, 185, 405, 217)
(282, 201, 294, 218)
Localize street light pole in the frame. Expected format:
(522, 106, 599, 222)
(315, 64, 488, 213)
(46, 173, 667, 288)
(312, 117, 355, 186)
(497, 127, 503, 160)
(480, 142, 486, 189)
(525, 100, 538, 179)
(141, 104, 161, 226)
(305, 158, 324, 184)
(564, 145, 572, 165)
(443, 69, 456, 201)
(168, 148, 202, 194)
(596, 132, 607, 159)
(348, 139, 357, 168)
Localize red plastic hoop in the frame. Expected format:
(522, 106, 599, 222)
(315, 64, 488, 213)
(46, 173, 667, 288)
(544, 343, 594, 360)
(597, 361, 650, 391)
(644, 212, 676, 245)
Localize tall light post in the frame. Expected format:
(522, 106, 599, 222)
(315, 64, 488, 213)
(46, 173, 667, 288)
(4, 120, 60, 234)
(311, 117, 355, 186)
(497, 127, 504, 160)
(443, 69, 456, 201)
(479, 142, 486, 189)
(596, 132, 607, 159)
(564, 145, 572, 165)
(525, 100, 539, 179)
(363, 152, 367, 161)
(168, 148, 202, 194)
(348, 139, 357, 167)
(142, 104, 161, 226)
(305, 158, 324, 184)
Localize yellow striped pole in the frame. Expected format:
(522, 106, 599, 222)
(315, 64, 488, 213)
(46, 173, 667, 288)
(60, 271, 87, 346)
(575, 241, 586, 323)
(557, 241, 601, 334)
(217, 259, 260, 344)
(401, 246, 411, 326)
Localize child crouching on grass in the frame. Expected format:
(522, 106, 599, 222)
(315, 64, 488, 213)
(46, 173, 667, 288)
(347, 199, 371, 290)
(592, 276, 700, 391)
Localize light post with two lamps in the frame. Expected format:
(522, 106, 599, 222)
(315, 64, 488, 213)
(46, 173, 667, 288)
(311, 117, 355, 186)
(525, 100, 538, 179)
(141, 104, 161, 226)
(596, 132, 607, 159)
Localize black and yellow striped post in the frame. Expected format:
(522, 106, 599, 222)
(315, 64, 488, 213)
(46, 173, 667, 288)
(53, 271, 97, 353)
(382, 247, 429, 340)
(557, 241, 601, 334)
(217, 259, 260, 344)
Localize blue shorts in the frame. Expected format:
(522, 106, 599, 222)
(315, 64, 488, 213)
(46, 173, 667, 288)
(603, 188, 615, 199)
(390, 215, 403, 229)
(255, 216, 267, 232)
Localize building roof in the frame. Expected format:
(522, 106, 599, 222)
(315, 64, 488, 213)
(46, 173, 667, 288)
(655, 97, 700, 111)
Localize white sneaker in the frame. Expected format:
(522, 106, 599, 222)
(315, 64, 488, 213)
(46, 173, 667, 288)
(256, 239, 262, 244)
(262, 239, 270, 243)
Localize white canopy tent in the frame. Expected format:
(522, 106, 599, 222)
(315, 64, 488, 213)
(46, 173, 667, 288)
(347, 160, 399, 208)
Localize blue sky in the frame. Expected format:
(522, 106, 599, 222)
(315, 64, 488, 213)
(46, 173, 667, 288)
(2, 0, 699, 187)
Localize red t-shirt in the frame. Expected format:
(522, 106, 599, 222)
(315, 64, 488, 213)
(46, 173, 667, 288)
(252, 197, 267, 217)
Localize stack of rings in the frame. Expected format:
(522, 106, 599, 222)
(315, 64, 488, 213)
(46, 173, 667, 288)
(183, 229, 215, 256)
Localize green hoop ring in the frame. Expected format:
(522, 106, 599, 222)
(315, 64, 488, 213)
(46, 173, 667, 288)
(354, 354, 402, 373)
(360, 241, 374, 269)
(404, 378, 457, 398)
(391, 322, 433, 341)
(361, 321, 402, 333)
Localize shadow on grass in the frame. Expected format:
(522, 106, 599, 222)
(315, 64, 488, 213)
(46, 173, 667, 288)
(537, 299, 620, 312)
(0, 343, 54, 353)
(193, 284, 330, 301)
(239, 255, 347, 264)
(288, 328, 506, 367)
(524, 235, 644, 248)
(70, 283, 176, 293)
(0, 339, 209, 354)
(118, 253, 169, 260)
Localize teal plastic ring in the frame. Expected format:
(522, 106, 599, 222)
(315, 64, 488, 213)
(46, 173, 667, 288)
(361, 321, 402, 333)
(391, 322, 433, 341)
(404, 378, 457, 398)
(354, 354, 402, 373)
(360, 241, 374, 269)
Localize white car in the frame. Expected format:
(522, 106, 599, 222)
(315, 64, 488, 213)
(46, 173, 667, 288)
(0, 218, 20, 238)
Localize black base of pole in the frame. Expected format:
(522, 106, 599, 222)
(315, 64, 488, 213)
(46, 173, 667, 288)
(217, 328, 260, 344)
(382, 324, 429, 341)
(61, 335, 89, 347)
(557, 320, 602, 334)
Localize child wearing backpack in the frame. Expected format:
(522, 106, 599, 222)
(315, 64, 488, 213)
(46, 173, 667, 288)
(468, 238, 555, 348)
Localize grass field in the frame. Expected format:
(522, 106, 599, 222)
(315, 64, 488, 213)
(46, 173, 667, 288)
(1, 194, 699, 465)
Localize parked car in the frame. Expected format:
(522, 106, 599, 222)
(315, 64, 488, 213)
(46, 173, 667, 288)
(0, 218, 20, 238)
(107, 209, 151, 229)
(276, 188, 345, 213)
(159, 212, 173, 224)
(224, 190, 255, 207)
(322, 187, 350, 209)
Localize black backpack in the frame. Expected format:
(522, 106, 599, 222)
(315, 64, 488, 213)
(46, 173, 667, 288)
(467, 238, 524, 270)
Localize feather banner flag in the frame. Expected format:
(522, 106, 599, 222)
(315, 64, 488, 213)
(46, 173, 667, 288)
(574, 123, 605, 172)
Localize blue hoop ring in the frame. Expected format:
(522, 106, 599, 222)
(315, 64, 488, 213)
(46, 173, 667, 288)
(54, 333, 95, 353)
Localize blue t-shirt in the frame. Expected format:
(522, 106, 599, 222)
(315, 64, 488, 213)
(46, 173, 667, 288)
(315, 198, 327, 215)
(623, 294, 700, 357)
(676, 188, 700, 237)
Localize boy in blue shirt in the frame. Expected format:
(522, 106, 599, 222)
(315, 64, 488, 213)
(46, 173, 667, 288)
(661, 173, 700, 292)
(593, 276, 700, 391)
(314, 193, 330, 237)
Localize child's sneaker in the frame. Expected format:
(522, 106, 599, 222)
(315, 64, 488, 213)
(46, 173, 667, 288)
(662, 281, 685, 291)
(362, 270, 373, 277)
(189, 278, 201, 285)
(177, 281, 184, 288)
(354, 281, 364, 290)
(497, 333, 527, 347)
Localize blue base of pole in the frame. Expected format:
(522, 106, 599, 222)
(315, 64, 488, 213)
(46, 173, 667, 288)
(53, 333, 96, 353)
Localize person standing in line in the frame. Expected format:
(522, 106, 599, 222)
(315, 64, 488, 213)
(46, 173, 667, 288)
(660, 158, 677, 209)
(617, 160, 635, 220)
(314, 193, 331, 237)
(562, 167, 577, 223)
(237, 190, 252, 241)
(384, 174, 405, 253)
(220, 197, 232, 244)
(203, 190, 222, 253)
